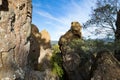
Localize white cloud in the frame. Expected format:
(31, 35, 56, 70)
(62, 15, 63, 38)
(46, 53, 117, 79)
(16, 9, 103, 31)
(34, 0, 97, 40)
(37, 10, 65, 24)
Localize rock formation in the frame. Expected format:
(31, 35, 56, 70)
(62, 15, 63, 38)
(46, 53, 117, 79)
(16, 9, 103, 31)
(0, 0, 32, 79)
(28, 24, 41, 70)
(59, 22, 82, 51)
(90, 50, 120, 80)
(28, 24, 58, 80)
(58, 22, 89, 80)
(38, 29, 52, 70)
(58, 21, 120, 80)
(40, 29, 51, 49)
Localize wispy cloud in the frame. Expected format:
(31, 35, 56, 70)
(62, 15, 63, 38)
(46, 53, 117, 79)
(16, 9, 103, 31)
(37, 10, 64, 24)
(33, 0, 97, 40)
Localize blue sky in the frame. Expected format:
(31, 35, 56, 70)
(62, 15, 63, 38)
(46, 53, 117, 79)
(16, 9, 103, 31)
(32, 0, 97, 40)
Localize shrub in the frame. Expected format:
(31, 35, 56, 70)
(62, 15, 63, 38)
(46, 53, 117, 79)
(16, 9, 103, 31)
(69, 39, 115, 56)
(51, 44, 64, 79)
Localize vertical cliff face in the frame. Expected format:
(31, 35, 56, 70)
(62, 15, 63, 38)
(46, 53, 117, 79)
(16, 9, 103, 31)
(0, 0, 32, 79)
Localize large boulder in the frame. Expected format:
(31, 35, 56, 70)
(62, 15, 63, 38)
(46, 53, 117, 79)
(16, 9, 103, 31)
(0, 0, 32, 79)
(58, 22, 89, 80)
(90, 50, 120, 80)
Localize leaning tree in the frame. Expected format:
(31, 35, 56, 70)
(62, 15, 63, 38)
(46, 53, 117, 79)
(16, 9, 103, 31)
(84, 0, 120, 40)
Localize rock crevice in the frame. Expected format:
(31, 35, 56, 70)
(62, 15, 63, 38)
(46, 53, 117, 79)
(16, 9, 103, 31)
(0, 0, 32, 79)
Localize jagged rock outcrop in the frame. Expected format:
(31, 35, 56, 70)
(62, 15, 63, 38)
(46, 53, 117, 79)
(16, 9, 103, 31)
(29, 24, 52, 70)
(0, 0, 32, 79)
(38, 29, 52, 70)
(40, 29, 51, 49)
(59, 22, 82, 51)
(90, 50, 120, 80)
(58, 22, 89, 80)
(28, 24, 58, 80)
(28, 24, 41, 70)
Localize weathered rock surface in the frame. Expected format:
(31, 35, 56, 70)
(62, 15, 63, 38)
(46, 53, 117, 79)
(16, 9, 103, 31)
(40, 29, 51, 49)
(28, 24, 58, 80)
(59, 22, 82, 51)
(28, 24, 41, 70)
(0, 0, 32, 79)
(58, 22, 89, 80)
(90, 50, 120, 80)
(38, 29, 52, 70)
(26, 69, 59, 80)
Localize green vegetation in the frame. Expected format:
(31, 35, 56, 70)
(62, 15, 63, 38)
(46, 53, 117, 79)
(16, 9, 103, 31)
(51, 44, 64, 79)
(50, 39, 120, 80)
(69, 39, 115, 55)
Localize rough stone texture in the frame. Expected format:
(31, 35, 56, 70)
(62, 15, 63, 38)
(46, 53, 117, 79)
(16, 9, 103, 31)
(28, 24, 58, 80)
(29, 25, 52, 70)
(0, 0, 32, 79)
(40, 29, 51, 49)
(59, 22, 82, 51)
(38, 29, 52, 70)
(58, 22, 89, 80)
(28, 24, 41, 70)
(27, 69, 59, 80)
(90, 50, 120, 80)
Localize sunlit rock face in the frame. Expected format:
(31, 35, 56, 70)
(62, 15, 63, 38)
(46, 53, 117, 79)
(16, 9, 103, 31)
(59, 22, 82, 51)
(0, 0, 32, 79)
(38, 29, 52, 70)
(90, 50, 120, 80)
(58, 22, 89, 80)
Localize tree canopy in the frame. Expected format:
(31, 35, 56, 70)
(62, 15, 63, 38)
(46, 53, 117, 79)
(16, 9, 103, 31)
(84, 0, 120, 39)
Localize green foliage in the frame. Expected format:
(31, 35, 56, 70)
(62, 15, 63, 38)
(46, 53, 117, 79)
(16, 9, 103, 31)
(69, 39, 115, 54)
(52, 62, 63, 78)
(51, 44, 64, 79)
(52, 44, 60, 54)
(69, 39, 89, 54)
